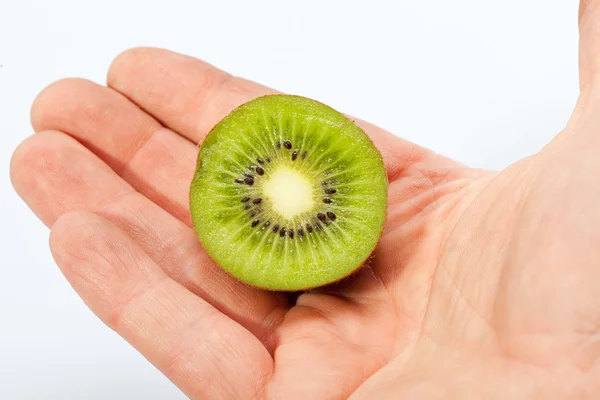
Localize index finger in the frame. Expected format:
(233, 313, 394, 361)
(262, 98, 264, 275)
(107, 47, 431, 181)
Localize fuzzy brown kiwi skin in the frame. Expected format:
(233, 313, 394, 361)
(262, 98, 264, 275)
(189, 94, 389, 292)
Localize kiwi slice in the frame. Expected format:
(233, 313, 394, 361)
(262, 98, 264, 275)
(189, 95, 387, 291)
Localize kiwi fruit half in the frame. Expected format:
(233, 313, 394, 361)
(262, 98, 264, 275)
(189, 95, 387, 291)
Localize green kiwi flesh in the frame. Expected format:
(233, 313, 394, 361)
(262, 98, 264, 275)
(190, 95, 387, 291)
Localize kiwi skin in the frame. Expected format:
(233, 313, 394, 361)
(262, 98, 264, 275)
(190, 94, 388, 292)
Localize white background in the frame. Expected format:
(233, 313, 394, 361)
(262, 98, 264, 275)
(0, 1, 579, 398)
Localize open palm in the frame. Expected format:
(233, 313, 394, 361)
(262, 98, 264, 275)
(11, 4, 600, 398)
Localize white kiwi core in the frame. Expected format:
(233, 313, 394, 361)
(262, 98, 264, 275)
(262, 166, 314, 219)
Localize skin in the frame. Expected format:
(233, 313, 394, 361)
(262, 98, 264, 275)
(9, 2, 600, 398)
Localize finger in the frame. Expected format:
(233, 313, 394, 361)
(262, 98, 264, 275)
(10, 131, 288, 348)
(107, 47, 273, 144)
(579, 0, 600, 89)
(30, 78, 193, 224)
(107, 47, 435, 180)
(50, 211, 272, 399)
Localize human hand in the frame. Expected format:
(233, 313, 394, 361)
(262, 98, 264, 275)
(10, 3, 600, 398)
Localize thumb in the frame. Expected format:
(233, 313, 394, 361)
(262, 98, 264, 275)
(579, 0, 600, 89)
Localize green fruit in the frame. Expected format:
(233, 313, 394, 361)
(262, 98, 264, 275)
(190, 95, 387, 291)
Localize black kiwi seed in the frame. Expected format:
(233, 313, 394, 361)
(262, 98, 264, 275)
(283, 140, 292, 149)
(327, 212, 336, 221)
(291, 150, 298, 161)
(325, 188, 337, 194)
(273, 224, 280, 233)
(266, 157, 271, 163)
(244, 204, 251, 210)
(245, 173, 255, 179)
(302, 151, 307, 159)
(306, 224, 313, 233)
(236, 179, 244, 184)
(323, 198, 332, 204)
(244, 177, 254, 185)
(280, 228, 287, 237)
(255, 166, 265, 175)
(288, 229, 294, 239)
(317, 213, 326, 222)
(251, 219, 260, 227)
(264, 221, 271, 228)
(241, 197, 250, 203)
(257, 157, 264, 164)
(321, 181, 328, 187)
(250, 212, 256, 217)
(252, 198, 263, 205)
(298, 227, 304, 237)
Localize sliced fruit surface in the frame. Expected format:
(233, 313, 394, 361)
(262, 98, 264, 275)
(190, 95, 387, 291)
